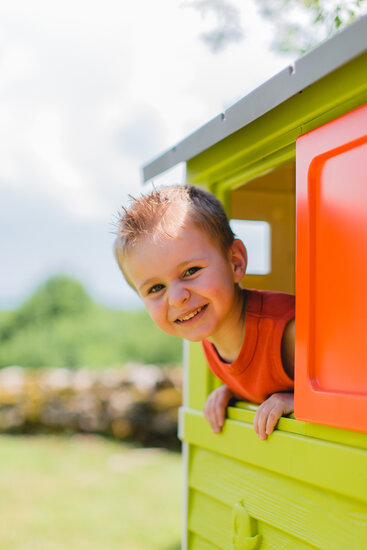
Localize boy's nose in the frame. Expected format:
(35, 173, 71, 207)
(168, 284, 190, 307)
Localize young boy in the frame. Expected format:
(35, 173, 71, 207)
(114, 184, 295, 440)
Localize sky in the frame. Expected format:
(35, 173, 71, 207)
(0, 0, 294, 310)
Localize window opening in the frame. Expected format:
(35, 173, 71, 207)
(230, 219, 271, 275)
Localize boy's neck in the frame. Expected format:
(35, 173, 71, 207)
(208, 288, 247, 363)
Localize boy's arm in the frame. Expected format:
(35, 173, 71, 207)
(253, 392, 294, 440)
(204, 385, 236, 433)
(254, 317, 295, 440)
(281, 318, 295, 380)
(205, 388, 294, 439)
(204, 317, 296, 438)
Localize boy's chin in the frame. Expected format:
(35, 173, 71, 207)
(182, 334, 207, 343)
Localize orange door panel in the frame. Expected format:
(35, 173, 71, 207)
(295, 103, 367, 432)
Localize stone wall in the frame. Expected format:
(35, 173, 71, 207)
(0, 364, 182, 449)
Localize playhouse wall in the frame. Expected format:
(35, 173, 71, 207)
(182, 412, 367, 549)
(182, 346, 367, 549)
(180, 52, 367, 550)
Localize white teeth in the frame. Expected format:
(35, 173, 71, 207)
(177, 305, 204, 322)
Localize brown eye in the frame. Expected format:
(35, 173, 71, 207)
(148, 284, 164, 294)
(184, 267, 201, 277)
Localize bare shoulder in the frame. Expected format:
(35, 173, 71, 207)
(281, 318, 295, 380)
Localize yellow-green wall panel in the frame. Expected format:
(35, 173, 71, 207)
(188, 532, 221, 550)
(189, 446, 367, 549)
(182, 410, 367, 503)
(187, 342, 222, 411)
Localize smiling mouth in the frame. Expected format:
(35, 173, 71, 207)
(175, 304, 208, 323)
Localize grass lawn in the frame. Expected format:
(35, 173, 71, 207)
(0, 435, 182, 550)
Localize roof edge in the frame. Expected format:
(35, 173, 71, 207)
(143, 15, 367, 182)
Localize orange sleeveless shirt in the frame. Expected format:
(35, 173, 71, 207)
(201, 289, 295, 404)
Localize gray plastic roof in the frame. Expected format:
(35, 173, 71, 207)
(143, 15, 367, 182)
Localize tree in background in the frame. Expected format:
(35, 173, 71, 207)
(184, 0, 366, 54)
(182, 0, 244, 53)
(0, 276, 92, 341)
(258, 0, 366, 54)
(0, 275, 181, 368)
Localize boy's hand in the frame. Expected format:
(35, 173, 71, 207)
(253, 392, 294, 440)
(204, 385, 234, 433)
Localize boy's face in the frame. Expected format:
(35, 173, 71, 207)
(122, 222, 246, 343)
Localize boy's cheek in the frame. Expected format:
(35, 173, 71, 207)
(144, 303, 172, 334)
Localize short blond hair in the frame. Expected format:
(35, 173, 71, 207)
(114, 185, 235, 277)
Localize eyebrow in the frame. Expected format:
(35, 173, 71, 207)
(138, 256, 207, 292)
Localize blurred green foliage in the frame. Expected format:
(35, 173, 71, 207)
(186, 0, 366, 55)
(258, 0, 367, 54)
(0, 276, 182, 368)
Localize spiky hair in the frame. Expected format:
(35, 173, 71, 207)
(114, 184, 235, 277)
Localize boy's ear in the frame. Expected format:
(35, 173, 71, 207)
(229, 239, 247, 283)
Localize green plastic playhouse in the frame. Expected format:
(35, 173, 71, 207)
(143, 17, 367, 550)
